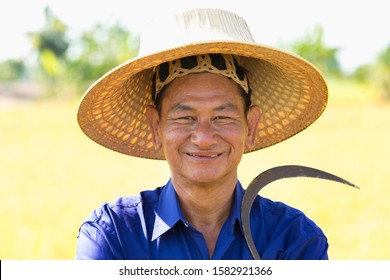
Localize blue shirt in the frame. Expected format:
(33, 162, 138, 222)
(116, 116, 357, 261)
(76, 180, 328, 260)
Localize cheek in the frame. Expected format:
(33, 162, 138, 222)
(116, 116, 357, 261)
(159, 125, 188, 152)
(224, 126, 248, 146)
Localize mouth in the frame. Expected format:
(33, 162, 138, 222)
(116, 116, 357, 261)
(187, 153, 222, 158)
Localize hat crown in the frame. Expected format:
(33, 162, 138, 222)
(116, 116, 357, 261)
(138, 9, 256, 57)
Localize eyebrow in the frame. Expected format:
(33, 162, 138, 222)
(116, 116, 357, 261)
(214, 102, 240, 112)
(169, 102, 240, 114)
(170, 103, 195, 112)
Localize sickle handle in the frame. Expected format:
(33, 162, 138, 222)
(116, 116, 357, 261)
(241, 165, 359, 260)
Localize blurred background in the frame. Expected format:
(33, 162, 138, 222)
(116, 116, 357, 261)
(1, 0, 389, 259)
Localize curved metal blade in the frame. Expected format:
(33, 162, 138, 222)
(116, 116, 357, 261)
(241, 165, 359, 260)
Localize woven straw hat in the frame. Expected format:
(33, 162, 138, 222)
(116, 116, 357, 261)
(77, 8, 328, 160)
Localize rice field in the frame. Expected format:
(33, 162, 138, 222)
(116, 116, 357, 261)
(1, 80, 389, 259)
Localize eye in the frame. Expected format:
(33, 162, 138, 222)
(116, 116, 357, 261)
(173, 116, 196, 124)
(213, 115, 234, 124)
(214, 116, 230, 120)
(178, 116, 195, 120)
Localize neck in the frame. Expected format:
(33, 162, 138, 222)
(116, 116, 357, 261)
(171, 176, 237, 258)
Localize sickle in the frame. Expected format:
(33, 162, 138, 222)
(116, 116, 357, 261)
(241, 165, 359, 260)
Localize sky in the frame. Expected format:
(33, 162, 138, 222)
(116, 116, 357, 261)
(1, 0, 389, 72)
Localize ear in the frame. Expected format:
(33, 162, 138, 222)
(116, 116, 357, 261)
(145, 105, 162, 151)
(245, 105, 262, 149)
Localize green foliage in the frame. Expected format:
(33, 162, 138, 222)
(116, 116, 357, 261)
(24, 7, 139, 97)
(26, 6, 69, 87)
(372, 45, 390, 100)
(350, 44, 390, 101)
(66, 23, 139, 88)
(28, 7, 69, 58)
(350, 64, 371, 82)
(0, 59, 26, 81)
(40, 49, 64, 78)
(290, 25, 342, 77)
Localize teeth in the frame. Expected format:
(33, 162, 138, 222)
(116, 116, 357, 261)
(189, 154, 219, 158)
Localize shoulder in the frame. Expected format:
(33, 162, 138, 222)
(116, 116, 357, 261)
(251, 196, 328, 259)
(76, 187, 165, 259)
(254, 195, 326, 237)
(82, 186, 163, 230)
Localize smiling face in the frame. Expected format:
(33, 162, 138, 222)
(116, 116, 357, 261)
(146, 72, 261, 187)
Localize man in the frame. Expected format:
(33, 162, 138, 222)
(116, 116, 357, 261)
(76, 9, 329, 259)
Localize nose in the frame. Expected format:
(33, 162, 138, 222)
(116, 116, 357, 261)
(191, 120, 217, 148)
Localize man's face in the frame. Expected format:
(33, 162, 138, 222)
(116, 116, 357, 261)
(146, 72, 260, 186)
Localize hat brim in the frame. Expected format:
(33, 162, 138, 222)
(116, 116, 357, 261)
(77, 41, 327, 159)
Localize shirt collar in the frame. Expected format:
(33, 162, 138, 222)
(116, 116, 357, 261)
(226, 181, 245, 234)
(151, 179, 186, 241)
(151, 179, 245, 241)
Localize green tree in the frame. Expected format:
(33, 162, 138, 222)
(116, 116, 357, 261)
(290, 25, 342, 77)
(66, 22, 139, 90)
(351, 64, 371, 82)
(26, 7, 139, 98)
(28, 6, 69, 79)
(0, 59, 26, 81)
(372, 45, 390, 100)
